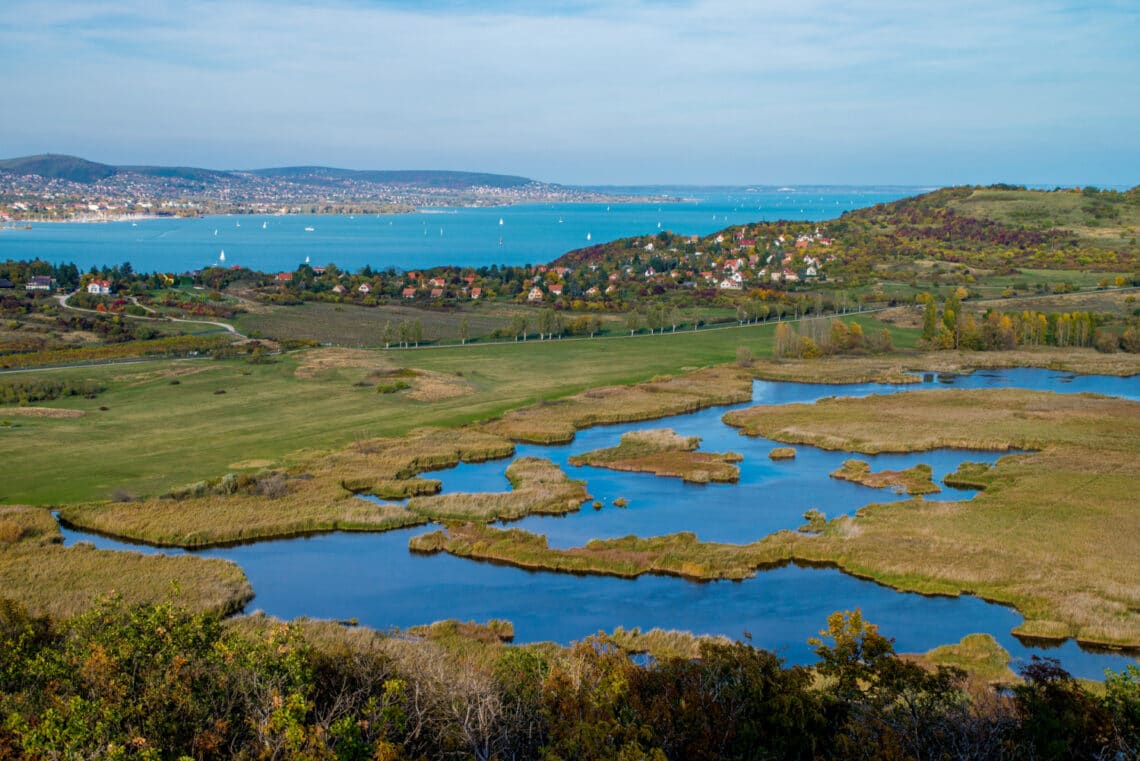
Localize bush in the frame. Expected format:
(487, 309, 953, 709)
(1094, 330, 1120, 353)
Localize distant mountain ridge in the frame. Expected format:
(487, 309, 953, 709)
(0, 154, 535, 189)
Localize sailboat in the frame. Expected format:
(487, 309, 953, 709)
(586, 232, 592, 241)
(304, 256, 310, 264)
(236, 221, 241, 228)
(558, 216, 563, 224)
(499, 217, 504, 226)
(304, 226, 315, 232)
(213, 229, 218, 236)
(262, 220, 268, 229)
(219, 250, 225, 263)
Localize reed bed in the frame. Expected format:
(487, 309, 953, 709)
(726, 389, 1140, 648)
(916, 634, 1019, 685)
(830, 460, 941, 496)
(407, 458, 590, 522)
(408, 523, 794, 581)
(481, 366, 754, 444)
(569, 428, 742, 483)
(0, 506, 252, 619)
(58, 427, 515, 547)
(608, 626, 733, 660)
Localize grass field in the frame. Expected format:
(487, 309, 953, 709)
(0, 319, 793, 503)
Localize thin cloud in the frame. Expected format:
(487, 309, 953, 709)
(2, 0, 1137, 184)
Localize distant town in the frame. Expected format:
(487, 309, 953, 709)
(0, 154, 660, 222)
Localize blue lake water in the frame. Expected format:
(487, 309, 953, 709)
(59, 367, 1139, 679)
(1, 188, 911, 273)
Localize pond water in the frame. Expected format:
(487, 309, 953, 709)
(60, 367, 1139, 679)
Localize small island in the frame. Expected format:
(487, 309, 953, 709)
(830, 459, 942, 496)
(569, 428, 742, 484)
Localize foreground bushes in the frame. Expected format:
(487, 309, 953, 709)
(0, 599, 1136, 760)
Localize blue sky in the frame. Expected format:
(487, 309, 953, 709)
(2, 0, 1137, 185)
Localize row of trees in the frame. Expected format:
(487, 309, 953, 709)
(773, 318, 894, 359)
(2, 598, 1136, 760)
(917, 291, 1139, 352)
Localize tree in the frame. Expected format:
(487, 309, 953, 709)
(625, 311, 641, 336)
(382, 320, 394, 349)
(459, 317, 470, 345)
(412, 319, 423, 347)
(922, 299, 938, 342)
(588, 316, 602, 338)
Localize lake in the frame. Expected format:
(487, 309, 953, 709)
(59, 367, 1140, 680)
(1, 187, 912, 273)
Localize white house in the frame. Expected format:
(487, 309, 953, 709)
(86, 279, 112, 295)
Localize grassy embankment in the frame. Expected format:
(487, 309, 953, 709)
(410, 386, 1140, 649)
(569, 428, 742, 484)
(829, 460, 941, 496)
(0, 505, 251, 620)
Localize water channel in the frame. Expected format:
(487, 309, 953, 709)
(60, 367, 1139, 679)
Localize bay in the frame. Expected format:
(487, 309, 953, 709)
(0, 187, 914, 273)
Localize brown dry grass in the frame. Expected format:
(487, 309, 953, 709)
(481, 365, 754, 444)
(0, 406, 85, 418)
(411, 389, 1140, 649)
(747, 348, 1140, 384)
(830, 460, 941, 496)
(293, 347, 396, 380)
(0, 505, 252, 619)
(570, 428, 741, 484)
(60, 427, 514, 547)
(403, 370, 473, 402)
(727, 388, 1140, 648)
(407, 457, 590, 522)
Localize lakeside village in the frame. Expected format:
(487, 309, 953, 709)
(0, 166, 647, 223)
(5, 225, 834, 310)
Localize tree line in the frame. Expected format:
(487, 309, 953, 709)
(1, 598, 1136, 760)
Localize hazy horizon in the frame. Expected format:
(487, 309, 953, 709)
(3, 1, 1138, 187)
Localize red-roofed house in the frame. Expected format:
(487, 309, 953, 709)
(86, 279, 112, 295)
(430, 288, 444, 299)
(470, 287, 482, 299)
(402, 287, 417, 299)
(357, 283, 372, 294)
(548, 283, 563, 296)
(275, 272, 294, 282)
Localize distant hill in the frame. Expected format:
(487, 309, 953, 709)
(0, 154, 117, 183)
(0, 154, 534, 190)
(120, 165, 241, 183)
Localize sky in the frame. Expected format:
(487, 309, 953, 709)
(2, 0, 1138, 186)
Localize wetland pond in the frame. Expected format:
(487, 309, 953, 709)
(61, 368, 1139, 679)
